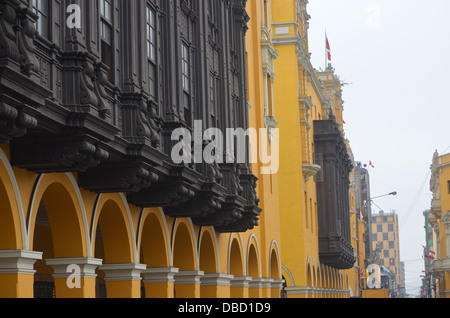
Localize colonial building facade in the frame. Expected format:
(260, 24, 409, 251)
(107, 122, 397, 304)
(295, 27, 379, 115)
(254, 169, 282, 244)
(0, 0, 284, 298)
(429, 151, 450, 298)
(0, 0, 368, 299)
(271, 0, 359, 298)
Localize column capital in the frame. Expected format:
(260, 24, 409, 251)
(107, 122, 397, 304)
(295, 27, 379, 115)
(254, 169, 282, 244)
(249, 277, 265, 288)
(142, 267, 179, 283)
(230, 276, 252, 288)
(285, 286, 313, 295)
(261, 278, 274, 288)
(174, 270, 205, 285)
(201, 273, 234, 287)
(271, 278, 285, 289)
(100, 263, 147, 282)
(46, 257, 103, 279)
(0, 250, 42, 274)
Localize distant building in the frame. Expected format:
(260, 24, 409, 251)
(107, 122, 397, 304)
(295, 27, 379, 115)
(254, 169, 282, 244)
(400, 262, 406, 297)
(422, 210, 435, 297)
(356, 164, 375, 267)
(371, 211, 403, 296)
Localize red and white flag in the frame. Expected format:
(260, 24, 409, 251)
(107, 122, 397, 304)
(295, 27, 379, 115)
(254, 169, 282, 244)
(369, 161, 375, 168)
(429, 250, 436, 260)
(326, 34, 332, 62)
(360, 209, 364, 221)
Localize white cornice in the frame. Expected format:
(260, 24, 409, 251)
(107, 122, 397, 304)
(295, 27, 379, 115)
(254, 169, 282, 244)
(0, 250, 42, 275)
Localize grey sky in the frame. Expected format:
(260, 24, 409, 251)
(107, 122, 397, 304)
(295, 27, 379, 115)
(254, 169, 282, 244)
(306, 0, 450, 296)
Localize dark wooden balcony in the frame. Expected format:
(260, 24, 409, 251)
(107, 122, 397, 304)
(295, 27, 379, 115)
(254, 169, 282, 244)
(314, 112, 355, 270)
(0, 0, 260, 233)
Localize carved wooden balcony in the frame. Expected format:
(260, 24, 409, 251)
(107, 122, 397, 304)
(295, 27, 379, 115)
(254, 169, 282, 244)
(214, 165, 261, 233)
(1, 0, 260, 233)
(314, 112, 355, 270)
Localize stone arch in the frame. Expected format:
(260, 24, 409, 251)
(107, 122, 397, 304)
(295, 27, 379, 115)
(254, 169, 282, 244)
(312, 260, 317, 288)
(316, 261, 322, 288)
(171, 218, 198, 272)
(91, 193, 136, 264)
(246, 235, 261, 279)
(281, 265, 294, 287)
(306, 264, 312, 287)
(325, 266, 331, 289)
(27, 173, 90, 298)
(28, 173, 89, 258)
(306, 257, 314, 287)
(228, 233, 245, 277)
(331, 268, 337, 289)
(269, 241, 281, 280)
(137, 208, 171, 268)
(0, 148, 27, 250)
(198, 227, 219, 274)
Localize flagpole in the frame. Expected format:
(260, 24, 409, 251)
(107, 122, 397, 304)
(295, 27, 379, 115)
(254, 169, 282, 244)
(325, 30, 327, 70)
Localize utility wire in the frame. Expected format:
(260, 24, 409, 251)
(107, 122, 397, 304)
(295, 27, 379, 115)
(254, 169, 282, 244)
(399, 170, 431, 229)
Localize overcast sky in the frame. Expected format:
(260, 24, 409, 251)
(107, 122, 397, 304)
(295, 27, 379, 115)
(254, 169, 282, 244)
(307, 0, 450, 296)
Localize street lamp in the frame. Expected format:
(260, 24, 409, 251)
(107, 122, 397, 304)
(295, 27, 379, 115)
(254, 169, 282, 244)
(371, 192, 398, 200)
(370, 192, 397, 214)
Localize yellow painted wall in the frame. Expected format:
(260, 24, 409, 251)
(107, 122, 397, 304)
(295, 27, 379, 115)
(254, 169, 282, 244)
(272, 0, 356, 298)
(362, 289, 389, 299)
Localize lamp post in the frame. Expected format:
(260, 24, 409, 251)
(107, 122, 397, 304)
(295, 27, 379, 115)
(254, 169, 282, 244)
(371, 192, 398, 200)
(370, 192, 397, 212)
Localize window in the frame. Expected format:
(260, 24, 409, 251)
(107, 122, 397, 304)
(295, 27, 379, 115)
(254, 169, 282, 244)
(146, 7, 156, 62)
(33, 0, 49, 38)
(181, 44, 190, 93)
(180, 1, 197, 128)
(146, 6, 157, 98)
(305, 192, 309, 229)
(384, 250, 389, 258)
(207, 0, 218, 42)
(181, 43, 192, 127)
(448, 180, 450, 194)
(100, 0, 113, 83)
(383, 233, 388, 240)
(388, 224, 393, 232)
(372, 234, 377, 241)
(209, 74, 216, 124)
(263, 0, 269, 28)
(389, 241, 394, 249)
(266, 74, 273, 117)
(377, 224, 382, 232)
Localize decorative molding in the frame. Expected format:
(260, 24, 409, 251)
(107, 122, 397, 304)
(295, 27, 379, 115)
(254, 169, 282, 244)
(264, 116, 278, 143)
(174, 270, 205, 285)
(46, 257, 102, 279)
(230, 276, 252, 288)
(0, 250, 42, 274)
(201, 273, 234, 287)
(302, 163, 321, 181)
(142, 267, 179, 284)
(100, 263, 147, 282)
